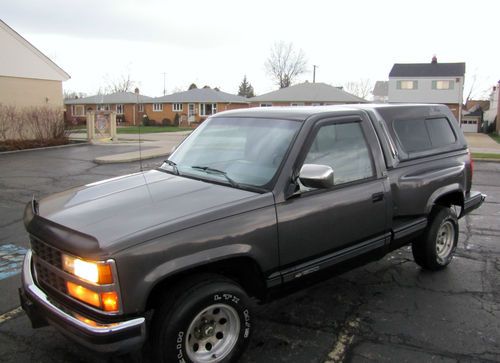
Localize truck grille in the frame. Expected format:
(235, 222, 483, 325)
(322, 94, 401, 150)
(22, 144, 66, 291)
(31, 237, 62, 269)
(30, 237, 66, 293)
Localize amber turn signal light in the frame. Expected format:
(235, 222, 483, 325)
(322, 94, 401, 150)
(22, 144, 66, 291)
(101, 291, 119, 312)
(67, 281, 100, 308)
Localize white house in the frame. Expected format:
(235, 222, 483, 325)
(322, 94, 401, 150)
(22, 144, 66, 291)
(388, 56, 465, 122)
(483, 81, 500, 133)
(0, 20, 70, 108)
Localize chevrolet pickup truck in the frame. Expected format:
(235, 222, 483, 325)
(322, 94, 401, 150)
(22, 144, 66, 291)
(20, 104, 485, 363)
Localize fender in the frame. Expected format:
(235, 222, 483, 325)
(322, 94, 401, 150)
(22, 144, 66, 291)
(425, 183, 465, 214)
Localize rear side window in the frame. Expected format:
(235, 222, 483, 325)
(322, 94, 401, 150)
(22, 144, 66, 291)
(426, 118, 456, 147)
(393, 117, 456, 153)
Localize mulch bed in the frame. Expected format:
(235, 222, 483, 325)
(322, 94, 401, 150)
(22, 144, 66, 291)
(0, 138, 69, 152)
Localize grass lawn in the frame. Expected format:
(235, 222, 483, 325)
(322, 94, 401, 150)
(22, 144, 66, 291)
(472, 152, 500, 160)
(489, 133, 500, 144)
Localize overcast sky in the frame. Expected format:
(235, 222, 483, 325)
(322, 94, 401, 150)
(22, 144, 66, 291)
(2, 0, 499, 99)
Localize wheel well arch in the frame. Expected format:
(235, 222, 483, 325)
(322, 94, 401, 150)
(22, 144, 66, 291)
(145, 256, 267, 311)
(433, 190, 464, 209)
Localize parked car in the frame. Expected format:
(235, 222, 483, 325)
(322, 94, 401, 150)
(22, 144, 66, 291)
(20, 104, 485, 362)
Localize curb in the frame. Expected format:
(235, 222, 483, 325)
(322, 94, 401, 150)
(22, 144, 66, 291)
(472, 158, 500, 163)
(0, 141, 89, 155)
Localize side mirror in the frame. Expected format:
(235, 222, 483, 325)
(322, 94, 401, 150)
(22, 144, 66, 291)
(299, 164, 334, 189)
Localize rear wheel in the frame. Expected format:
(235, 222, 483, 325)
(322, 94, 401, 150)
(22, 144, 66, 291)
(151, 275, 252, 363)
(412, 206, 458, 270)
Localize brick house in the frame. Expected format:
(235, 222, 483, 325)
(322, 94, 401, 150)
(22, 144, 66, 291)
(64, 88, 153, 125)
(388, 56, 466, 122)
(147, 88, 249, 126)
(249, 82, 367, 107)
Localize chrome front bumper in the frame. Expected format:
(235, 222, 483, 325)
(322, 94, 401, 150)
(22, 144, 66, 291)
(19, 249, 146, 354)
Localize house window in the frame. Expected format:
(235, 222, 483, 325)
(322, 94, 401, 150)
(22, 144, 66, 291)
(432, 80, 454, 90)
(173, 103, 183, 112)
(116, 104, 124, 114)
(97, 104, 110, 111)
(138, 104, 144, 112)
(153, 103, 163, 112)
(396, 80, 418, 90)
(72, 105, 85, 117)
(199, 103, 217, 116)
(260, 103, 272, 107)
(290, 102, 305, 106)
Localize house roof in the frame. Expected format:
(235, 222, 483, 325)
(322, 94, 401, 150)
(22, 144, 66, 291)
(389, 62, 466, 78)
(250, 82, 367, 103)
(64, 92, 153, 104)
(0, 20, 70, 81)
(153, 88, 249, 103)
(372, 81, 388, 97)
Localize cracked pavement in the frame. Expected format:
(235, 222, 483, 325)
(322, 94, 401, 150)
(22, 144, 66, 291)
(0, 145, 499, 362)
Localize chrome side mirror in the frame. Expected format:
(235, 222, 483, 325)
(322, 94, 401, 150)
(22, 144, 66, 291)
(299, 164, 334, 189)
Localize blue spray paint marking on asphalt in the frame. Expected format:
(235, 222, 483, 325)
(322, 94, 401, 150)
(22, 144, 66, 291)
(0, 244, 27, 280)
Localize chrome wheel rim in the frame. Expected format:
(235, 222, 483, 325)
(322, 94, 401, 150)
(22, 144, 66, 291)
(185, 303, 240, 363)
(436, 220, 455, 262)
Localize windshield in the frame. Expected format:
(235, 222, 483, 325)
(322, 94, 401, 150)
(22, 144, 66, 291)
(161, 117, 301, 189)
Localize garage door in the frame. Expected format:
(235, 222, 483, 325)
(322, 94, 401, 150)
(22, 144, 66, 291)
(461, 120, 478, 133)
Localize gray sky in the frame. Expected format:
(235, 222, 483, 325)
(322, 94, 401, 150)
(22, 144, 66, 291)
(2, 0, 499, 99)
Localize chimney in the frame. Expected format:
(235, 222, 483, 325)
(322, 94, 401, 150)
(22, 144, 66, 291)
(431, 55, 437, 64)
(134, 87, 140, 94)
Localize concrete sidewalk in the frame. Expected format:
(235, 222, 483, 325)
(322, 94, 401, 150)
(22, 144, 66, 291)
(70, 131, 191, 163)
(465, 133, 500, 154)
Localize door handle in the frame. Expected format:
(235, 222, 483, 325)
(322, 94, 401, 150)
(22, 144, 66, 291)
(372, 192, 384, 203)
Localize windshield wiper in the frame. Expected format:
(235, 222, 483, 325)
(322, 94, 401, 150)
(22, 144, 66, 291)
(191, 165, 239, 188)
(163, 159, 179, 175)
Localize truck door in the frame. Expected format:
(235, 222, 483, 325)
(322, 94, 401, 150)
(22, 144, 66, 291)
(276, 116, 389, 281)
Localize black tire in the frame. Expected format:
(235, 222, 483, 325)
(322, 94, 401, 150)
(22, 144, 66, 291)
(412, 206, 458, 271)
(151, 274, 252, 363)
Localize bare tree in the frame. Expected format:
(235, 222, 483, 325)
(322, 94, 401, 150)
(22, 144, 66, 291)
(265, 41, 307, 89)
(104, 74, 136, 93)
(63, 90, 87, 100)
(344, 79, 373, 100)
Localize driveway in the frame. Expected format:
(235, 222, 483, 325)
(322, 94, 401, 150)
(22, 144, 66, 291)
(0, 144, 499, 362)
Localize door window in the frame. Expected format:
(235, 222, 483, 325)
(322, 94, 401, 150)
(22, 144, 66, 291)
(304, 122, 374, 186)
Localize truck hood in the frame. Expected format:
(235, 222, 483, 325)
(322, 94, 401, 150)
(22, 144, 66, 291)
(29, 170, 266, 256)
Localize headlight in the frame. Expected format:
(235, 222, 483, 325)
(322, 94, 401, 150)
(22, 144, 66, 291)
(62, 254, 113, 284)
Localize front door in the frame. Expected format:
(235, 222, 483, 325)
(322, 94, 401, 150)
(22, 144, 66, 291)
(188, 103, 195, 123)
(276, 118, 388, 280)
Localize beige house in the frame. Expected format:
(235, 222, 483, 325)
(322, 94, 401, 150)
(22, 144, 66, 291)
(0, 20, 70, 108)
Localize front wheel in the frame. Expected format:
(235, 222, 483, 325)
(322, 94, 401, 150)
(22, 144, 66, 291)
(412, 206, 458, 271)
(151, 275, 252, 363)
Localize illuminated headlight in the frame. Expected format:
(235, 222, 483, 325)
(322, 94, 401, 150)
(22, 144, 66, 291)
(61, 254, 119, 312)
(62, 254, 113, 284)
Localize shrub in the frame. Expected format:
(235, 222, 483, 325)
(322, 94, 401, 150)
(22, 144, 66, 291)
(142, 114, 150, 126)
(0, 105, 67, 142)
(173, 113, 180, 127)
(162, 118, 172, 126)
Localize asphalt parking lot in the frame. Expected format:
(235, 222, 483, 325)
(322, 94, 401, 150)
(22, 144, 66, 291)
(0, 144, 499, 362)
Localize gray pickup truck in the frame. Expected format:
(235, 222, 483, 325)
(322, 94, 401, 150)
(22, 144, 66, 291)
(20, 104, 484, 362)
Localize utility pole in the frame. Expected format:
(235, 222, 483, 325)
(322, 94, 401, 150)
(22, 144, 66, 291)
(162, 72, 166, 96)
(313, 65, 318, 83)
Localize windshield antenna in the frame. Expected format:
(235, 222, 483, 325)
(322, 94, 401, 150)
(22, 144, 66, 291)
(137, 96, 143, 172)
